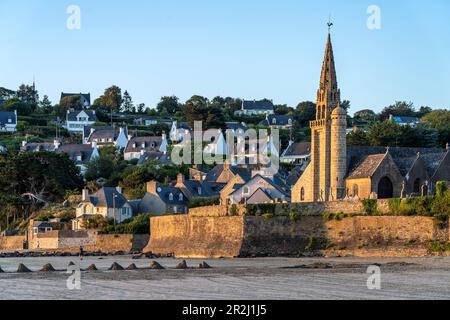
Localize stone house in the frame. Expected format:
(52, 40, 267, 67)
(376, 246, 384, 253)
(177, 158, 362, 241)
(175, 173, 221, 201)
(139, 181, 188, 215)
(73, 187, 133, 230)
(259, 115, 293, 129)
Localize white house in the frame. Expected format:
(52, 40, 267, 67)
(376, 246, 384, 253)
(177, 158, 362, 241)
(170, 121, 191, 142)
(66, 110, 98, 133)
(83, 126, 129, 149)
(0, 110, 17, 133)
(235, 100, 275, 116)
(204, 130, 227, 156)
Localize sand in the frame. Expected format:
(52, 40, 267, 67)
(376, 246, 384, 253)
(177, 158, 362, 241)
(0, 256, 448, 300)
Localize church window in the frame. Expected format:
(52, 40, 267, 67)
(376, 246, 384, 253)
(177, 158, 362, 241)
(169, 193, 174, 201)
(300, 187, 305, 201)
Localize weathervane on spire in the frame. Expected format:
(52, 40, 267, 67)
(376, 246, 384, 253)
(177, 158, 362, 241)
(327, 15, 333, 32)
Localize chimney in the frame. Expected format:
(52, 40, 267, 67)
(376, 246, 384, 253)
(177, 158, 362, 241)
(90, 128, 95, 134)
(116, 186, 122, 194)
(177, 173, 184, 185)
(146, 181, 158, 194)
(22, 141, 27, 147)
(92, 141, 98, 149)
(82, 189, 89, 201)
(54, 140, 61, 150)
(446, 143, 449, 150)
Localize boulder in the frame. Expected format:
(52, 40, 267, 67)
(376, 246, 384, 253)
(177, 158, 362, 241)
(199, 262, 212, 269)
(149, 261, 165, 270)
(126, 263, 138, 270)
(40, 264, 56, 272)
(17, 263, 32, 273)
(175, 260, 188, 269)
(109, 262, 124, 271)
(86, 264, 98, 271)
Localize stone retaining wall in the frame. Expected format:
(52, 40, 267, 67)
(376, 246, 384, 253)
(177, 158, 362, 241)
(144, 215, 449, 258)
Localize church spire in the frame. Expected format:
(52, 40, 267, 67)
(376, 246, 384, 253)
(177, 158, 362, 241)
(319, 32, 338, 93)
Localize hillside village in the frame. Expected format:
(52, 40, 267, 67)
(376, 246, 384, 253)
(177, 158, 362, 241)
(1, 32, 450, 255)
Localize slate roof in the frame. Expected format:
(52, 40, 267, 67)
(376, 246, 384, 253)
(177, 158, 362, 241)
(346, 146, 448, 179)
(242, 100, 274, 111)
(247, 188, 274, 204)
(85, 187, 128, 208)
(282, 142, 311, 158)
(226, 122, 247, 132)
(0, 111, 16, 125)
(61, 93, 91, 106)
(125, 136, 163, 153)
(347, 154, 386, 179)
(181, 179, 222, 197)
(156, 186, 188, 205)
(137, 151, 171, 166)
(67, 110, 98, 122)
(56, 144, 94, 163)
(21, 142, 57, 153)
(260, 115, 293, 127)
(84, 126, 127, 144)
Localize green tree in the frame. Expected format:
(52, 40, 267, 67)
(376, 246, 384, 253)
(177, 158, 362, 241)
(17, 84, 38, 105)
(293, 101, 316, 127)
(421, 110, 450, 147)
(85, 157, 115, 181)
(122, 90, 133, 113)
(0, 98, 33, 116)
(94, 85, 123, 113)
(39, 95, 53, 114)
(157, 96, 181, 115)
(353, 109, 377, 123)
(379, 101, 416, 121)
(347, 128, 370, 146)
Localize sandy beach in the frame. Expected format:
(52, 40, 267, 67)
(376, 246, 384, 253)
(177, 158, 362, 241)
(0, 256, 449, 300)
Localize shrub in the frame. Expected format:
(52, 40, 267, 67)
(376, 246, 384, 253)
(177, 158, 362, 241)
(261, 213, 274, 221)
(362, 199, 378, 215)
(428, 241, 450, 254)
(435, 181, 448, 197)
(188, 196, 220, 209)
(228, 204, 239, 216)
(388, 198, 402, 215)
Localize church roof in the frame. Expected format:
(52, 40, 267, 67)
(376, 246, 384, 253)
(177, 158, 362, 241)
(346, 146, 448, 179)
(347, 154, 386, 179)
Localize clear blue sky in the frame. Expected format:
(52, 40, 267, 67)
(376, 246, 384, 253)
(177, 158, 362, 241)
(1, 0, 449, 115)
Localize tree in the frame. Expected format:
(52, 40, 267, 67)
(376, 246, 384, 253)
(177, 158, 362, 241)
(422, 110, 450, 147)
(347, 128, 370, 146)
(17, 84, 38, 105)
(122, 90, 133, 113)
(94, 86, 123, 113)
(354, 109, 377, 123)
(274, 104, 293, 115)
(0, 98, 33, 116)
(60, 95, 82, 110)
(85, 157, 115, 182)
(293, 101, 316, 127)
(379, 101, 416, 121)
(205, 106, 226, 131)
(39, 95, 53, 114)
(137, 103, 146, 114)
(156, 96, 181, 115)
(183, 95, 210, 128)
(340, 100, 351, 112)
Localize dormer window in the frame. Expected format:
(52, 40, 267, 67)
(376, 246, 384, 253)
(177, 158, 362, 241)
(7, 118, 12, 123)
(179, 194, 183, 201)
(272, 118, 276, 125)
(169, 193, 174, 201)
(198, 187, 202, 195)
(243, 187, 250, 195)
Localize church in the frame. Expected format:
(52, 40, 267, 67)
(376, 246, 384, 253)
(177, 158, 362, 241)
(292, 30, 450, 203)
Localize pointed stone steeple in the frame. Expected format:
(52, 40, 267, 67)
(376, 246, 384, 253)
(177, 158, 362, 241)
(316, 31, 340, 120)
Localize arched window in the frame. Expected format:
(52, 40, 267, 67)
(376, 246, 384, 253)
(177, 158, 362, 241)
(322, 106, 326, 119)
(413, 178, 421, 194)
(169, 193, 174, 201)
(300, 187, 305, 201)
(179, 193, 183, 201)
(352, 184, 359, 197)
(378, 176, 394, 199)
